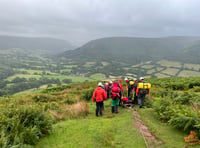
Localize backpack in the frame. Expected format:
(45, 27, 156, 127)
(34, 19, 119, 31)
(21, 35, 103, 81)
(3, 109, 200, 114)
(111, 81, 120, 98)
(139, 89, 148, 96)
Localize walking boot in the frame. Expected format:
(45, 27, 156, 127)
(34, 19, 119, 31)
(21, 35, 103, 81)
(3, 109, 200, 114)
(96, 109, 99, 117)
(112, 106, 115, 113)
(115, 105, 119, 113)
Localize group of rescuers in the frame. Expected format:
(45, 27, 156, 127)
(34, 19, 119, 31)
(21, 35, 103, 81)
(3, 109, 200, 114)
(92, 77, 150, 117)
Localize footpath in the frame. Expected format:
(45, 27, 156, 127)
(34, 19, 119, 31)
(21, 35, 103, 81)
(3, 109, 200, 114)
(132, 108, 163, 148)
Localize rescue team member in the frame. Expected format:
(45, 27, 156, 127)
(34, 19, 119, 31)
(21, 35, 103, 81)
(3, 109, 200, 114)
(136, 77, 150, 108)
(92, 82, 107, 116)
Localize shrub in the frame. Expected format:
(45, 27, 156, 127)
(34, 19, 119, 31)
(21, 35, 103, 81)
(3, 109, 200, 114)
(32, 94, 57, 102)
(153, 97, 172, 121)
(168, 107, 200, 132)
(64, 97, 76, 104)
(189, 82, 200, 89)
(0, 107, 52, 147)
(81, 88, 95, 101)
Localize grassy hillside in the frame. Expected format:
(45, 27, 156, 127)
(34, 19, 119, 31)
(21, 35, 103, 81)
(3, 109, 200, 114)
(60, 36, 200, 64)
(1, 36, 200, 96)
(1, 77, 200, 147)
(0, 35, 73, 55)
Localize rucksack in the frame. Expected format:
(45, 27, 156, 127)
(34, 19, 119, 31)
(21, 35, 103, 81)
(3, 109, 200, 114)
(111, 81, 120, 98)
(139, 89, 148, 96)
(113, 81, 119, 88)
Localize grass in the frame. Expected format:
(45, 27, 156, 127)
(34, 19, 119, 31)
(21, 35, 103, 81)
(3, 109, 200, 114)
(138, 108, 199, 148)
(6, 74, 41, 81)
(157, 60, 182, 68)
(44, 75, 91, 82)
(15, 68, 44, 74)
(178, 70, 200, 77)
(184, 63, 200, 71)
(90, 73, 105, 80)
(161, 68, 179, 76)
(147, 69, 156, 74)
(35, 100, 146, 148)
(154, 73, 170, 78)
(141, 64, 155, 69)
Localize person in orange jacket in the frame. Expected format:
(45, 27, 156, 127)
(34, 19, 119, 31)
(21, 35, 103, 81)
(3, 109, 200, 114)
(92, 82, 107, 116)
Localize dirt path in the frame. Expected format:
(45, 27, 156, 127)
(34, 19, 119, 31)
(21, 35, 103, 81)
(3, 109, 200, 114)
(132, 108, 163, 148)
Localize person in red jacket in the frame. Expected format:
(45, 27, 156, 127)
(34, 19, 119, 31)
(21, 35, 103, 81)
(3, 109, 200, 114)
(92, 82, 107, 116)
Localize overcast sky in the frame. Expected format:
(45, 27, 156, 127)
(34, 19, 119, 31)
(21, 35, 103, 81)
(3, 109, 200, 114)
(0, 0, 200, 46)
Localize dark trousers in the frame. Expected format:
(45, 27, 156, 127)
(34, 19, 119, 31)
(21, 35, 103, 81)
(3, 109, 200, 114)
(128, 88, 132, 100)
(133, 93, 138, 104)
(96, 101, 103, 116)
(138, 95, 145, 108)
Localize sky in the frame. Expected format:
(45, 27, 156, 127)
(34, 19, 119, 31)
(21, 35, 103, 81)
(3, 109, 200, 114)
(0, 0, 200, 46)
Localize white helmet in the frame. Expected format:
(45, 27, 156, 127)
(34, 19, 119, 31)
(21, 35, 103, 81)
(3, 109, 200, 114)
(139, 77, 144, 80)
(133, 78, 137, 81)
(109, 80, 112, 83)
(124, 77, 128, 81)
(105, 82, 108, 85)
(98, 82, 103, 86)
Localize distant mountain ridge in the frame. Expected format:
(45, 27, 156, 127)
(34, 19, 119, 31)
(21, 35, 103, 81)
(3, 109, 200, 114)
(0, 35, 73, 55)
(61, 36, 200, 64)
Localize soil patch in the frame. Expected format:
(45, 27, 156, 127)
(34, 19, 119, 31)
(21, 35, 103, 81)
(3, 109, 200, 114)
(132, 108, 163, 148)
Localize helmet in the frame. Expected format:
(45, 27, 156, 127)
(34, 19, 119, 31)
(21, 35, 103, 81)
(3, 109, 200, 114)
(105, 82, 108, 85)
(133, 78, 137, 81)
(118, 79, 121, 82)
(124, 77, 128, 81)
(139, 77, 144, 81)
(98, 82, 103, 86)
(109, 80, 112, 83)
(129, 81, 134, 85)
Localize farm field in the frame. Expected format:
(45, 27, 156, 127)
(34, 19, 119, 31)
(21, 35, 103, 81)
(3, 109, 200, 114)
(1, 48, 200, 96)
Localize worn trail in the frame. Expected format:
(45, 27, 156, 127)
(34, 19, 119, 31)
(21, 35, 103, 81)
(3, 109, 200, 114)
(132, 108, 163, 148)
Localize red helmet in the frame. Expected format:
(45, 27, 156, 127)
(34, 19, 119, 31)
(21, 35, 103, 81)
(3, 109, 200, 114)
(118, 79, 121, 82)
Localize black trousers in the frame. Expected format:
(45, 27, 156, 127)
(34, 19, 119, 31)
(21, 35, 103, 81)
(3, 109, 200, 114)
(128, 88, 132, 99)
(133, 93, 138, 104)
(96, 101, 103, 116)
(138, 95, 145, 107)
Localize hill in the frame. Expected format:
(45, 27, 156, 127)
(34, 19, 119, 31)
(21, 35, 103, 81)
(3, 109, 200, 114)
(1, 77, 200, 147)
(60, 36, 200, 64)
(0, 35, 73, 55)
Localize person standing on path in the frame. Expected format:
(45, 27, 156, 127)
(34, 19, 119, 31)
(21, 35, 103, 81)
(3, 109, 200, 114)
(92, 82, 107, 116)
(136, 77, 150, 108)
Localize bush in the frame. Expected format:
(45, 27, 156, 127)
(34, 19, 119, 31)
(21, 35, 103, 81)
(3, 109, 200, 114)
(168, 107, 200, 132)
(81, 88, 95, 101)
(188, 82, 200, 89)
(32, 94, 57, 102)
(0, 107, 52, 147)
(173, 92, 193, 105)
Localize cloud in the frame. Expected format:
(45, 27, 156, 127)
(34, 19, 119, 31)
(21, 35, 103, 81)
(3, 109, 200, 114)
(0, 0, 200, 45)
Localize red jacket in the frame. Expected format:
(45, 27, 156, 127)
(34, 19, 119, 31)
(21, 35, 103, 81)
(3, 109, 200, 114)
(92, 87, 107, 102)
(119, 83, 123, 93)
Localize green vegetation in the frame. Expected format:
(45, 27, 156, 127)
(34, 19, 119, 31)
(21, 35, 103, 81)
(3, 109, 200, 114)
(36, 101, 146, 148)
(1, 77, 200, 147)
(1, 36, 200, 95)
